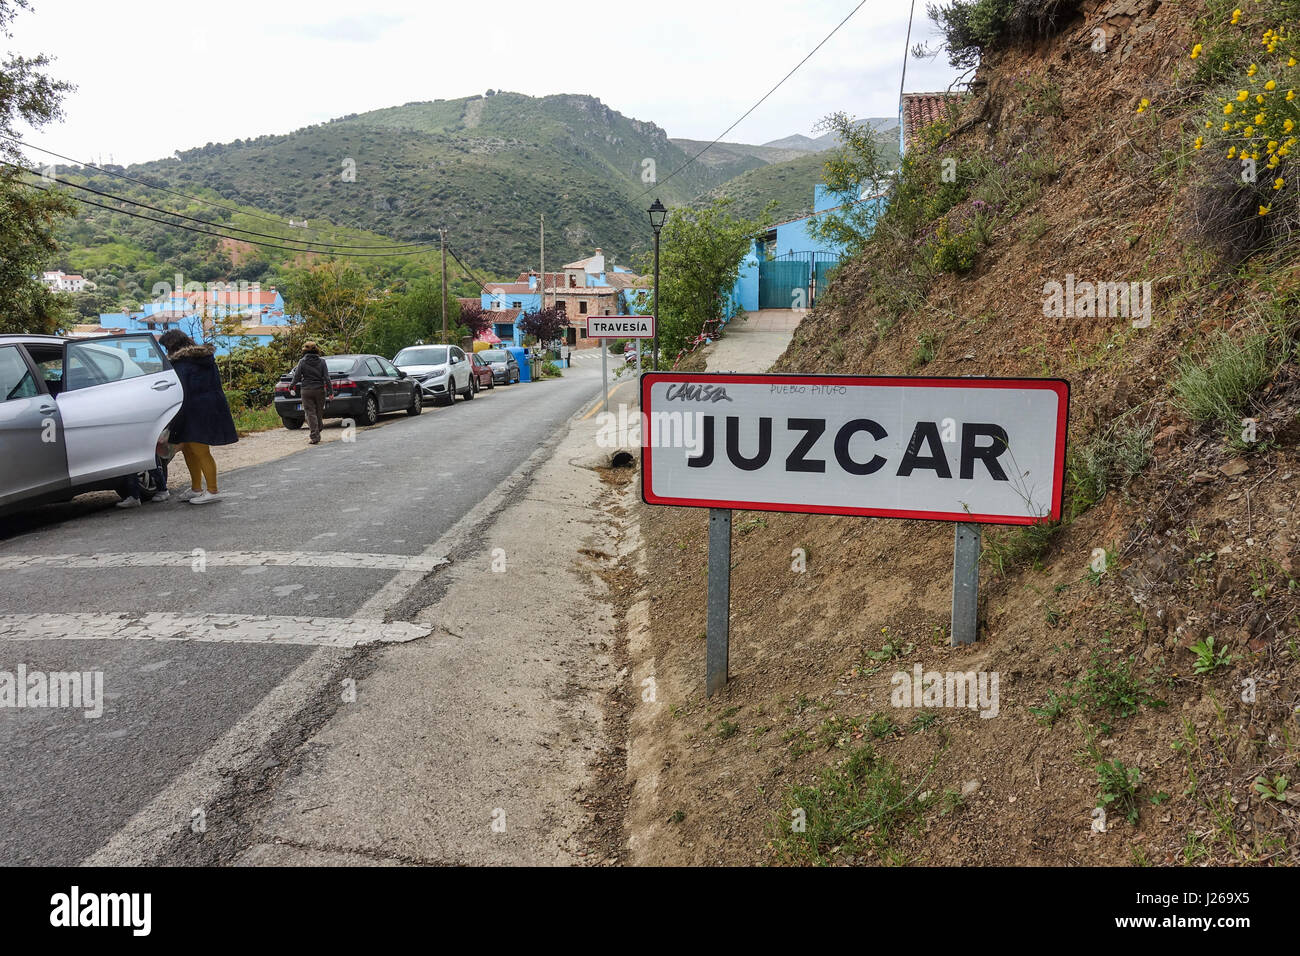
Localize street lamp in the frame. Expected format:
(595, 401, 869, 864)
(647, 198, 667, 370)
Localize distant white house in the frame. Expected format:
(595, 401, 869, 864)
(41, 270, 93, 293)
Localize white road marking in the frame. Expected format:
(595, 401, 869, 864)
(0, 551, 447, 573)
(80, 408, 580, 865)
(0, 612, 431, 647)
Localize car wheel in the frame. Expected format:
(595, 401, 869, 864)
(406, 389, 422, 416)
(283, 418, 304, 430)
(360, 393, 379, 426)
(488, 375, 495, 389)
(471, 377, 480, 394)
(463, 376, 475, 400)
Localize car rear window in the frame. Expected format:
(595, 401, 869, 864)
(479, 350, 506, 361)
(324, 358, 355, 372)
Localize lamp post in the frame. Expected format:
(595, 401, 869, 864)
(647, 198, 667, 371)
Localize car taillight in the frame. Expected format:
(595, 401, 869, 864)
(275, 383, 290, 394)
(333, 379, 357, 391)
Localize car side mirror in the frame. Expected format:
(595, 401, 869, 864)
(397, 369, 407, 378)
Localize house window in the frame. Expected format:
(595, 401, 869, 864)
(512, 301, 522, 309)
(578, 301, 587, 314)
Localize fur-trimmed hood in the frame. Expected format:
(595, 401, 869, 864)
(167, 343, 216, 363)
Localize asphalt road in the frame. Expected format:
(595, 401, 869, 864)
(0, 361, 603, 865)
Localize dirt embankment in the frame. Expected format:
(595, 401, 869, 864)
(621, 0, 1300, 865)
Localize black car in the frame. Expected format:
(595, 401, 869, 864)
(274, 354, 421, 429)
(477, 348, 520, 385)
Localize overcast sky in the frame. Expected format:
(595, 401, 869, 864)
(9, 0, 958, 168)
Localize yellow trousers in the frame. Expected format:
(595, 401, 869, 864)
(179, 442, 218, 493)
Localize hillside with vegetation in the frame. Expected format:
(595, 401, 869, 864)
(114, 92, 806, 275)
(695, 127, 902, 222)
(629, 0, 1300, 867)
(36, 92, 880, 303)
(42, 170, 483, 319)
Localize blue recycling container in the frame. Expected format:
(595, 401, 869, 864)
(504, 345, 531, 383)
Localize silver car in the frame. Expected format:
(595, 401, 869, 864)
(392, 344, 475, 406)
(0, 333, 182, 514)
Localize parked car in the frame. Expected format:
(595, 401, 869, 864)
(624, 344, 652, 366)
(0, 333, 183, 514)
(274, 353, 420, 429)
(476, 348, 520, 385)
(392, 344, 474, 405)
(469, 352, 495, 392)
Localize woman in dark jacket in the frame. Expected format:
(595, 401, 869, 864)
(157, 330, 238, 505)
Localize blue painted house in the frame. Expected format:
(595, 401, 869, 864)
(481, 249, 646, 348)
(727, 184, 885, 318)
(96, 284, 299, 355)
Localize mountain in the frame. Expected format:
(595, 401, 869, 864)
(667, 139, 817, 172)
(762, 117, 900, 153)
(696, 151, 833, 224)
(58, 96, 897, 283)
(122, 93, 735, 275)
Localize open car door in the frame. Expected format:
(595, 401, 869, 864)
(0, 343, 70, 509)
(56, 334, 182, 485)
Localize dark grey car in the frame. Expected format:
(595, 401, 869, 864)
(477, 348, 520, 385)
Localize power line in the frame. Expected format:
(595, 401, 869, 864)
(445, 241, 496, 296)
(638, 0, 869, 201)
(1, 133, 430, 249)
(20, 179, 438, 258)
(899, 0, 918, 111)
(6, 162, 440, 255)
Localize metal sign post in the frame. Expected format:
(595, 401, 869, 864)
(585, 315, 655, 412)
(638, 371, 1069, 696)
(706, 508, 731, 696)
(951, 523, 981, 645)
(600, 345, 608, 410)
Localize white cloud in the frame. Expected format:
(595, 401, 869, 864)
(8, 0, 958, 167)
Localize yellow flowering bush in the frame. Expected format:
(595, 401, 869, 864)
(1194, 20, 1299, 216)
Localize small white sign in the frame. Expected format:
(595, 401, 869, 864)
(640, 373, 1069, 525)
(587, 315, 655, 339)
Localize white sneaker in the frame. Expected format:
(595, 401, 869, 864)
(115, 497, 142, 509)
(149, 490, 170, 503)
(189, 491, 222, 505)
(176, 488, 202, 502)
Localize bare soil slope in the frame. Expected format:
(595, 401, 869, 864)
(625, 0, 1300, 865)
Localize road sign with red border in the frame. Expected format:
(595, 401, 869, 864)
(586, 315, 654, 339)
(639, 372, 1069, 525)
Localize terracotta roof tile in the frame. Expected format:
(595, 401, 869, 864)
(902, 92, 959, 148)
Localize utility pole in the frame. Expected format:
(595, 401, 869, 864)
(440, 226, 448, 344)
(539, 214, 546, 370)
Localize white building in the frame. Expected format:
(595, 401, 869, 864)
(41, 270, 92, 293)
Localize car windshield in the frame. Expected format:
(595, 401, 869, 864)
(394, 347, 448, 366)
(479, 350, 507, 361)
(324, 358, 355, 372)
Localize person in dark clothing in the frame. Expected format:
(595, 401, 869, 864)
(288, 341, 333, 444)
(157, 330, 239, 505)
